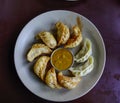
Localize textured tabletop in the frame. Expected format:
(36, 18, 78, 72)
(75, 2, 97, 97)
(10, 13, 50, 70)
(0, 0, 120, 103)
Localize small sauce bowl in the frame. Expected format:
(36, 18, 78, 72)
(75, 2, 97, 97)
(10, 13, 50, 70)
(51, 48, 74, 71)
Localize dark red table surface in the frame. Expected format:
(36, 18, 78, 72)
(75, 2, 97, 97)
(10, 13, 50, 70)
(0, 0, 120, 103)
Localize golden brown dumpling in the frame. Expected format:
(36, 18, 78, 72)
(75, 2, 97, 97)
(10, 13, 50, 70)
(37, 32, 57, 49)
(56, 22, 70, 46)
(34, 56, 50, 80)
(27, 43, 52, 62)
(45, 67, 62, 89)
(64, 25, 82, 48)
(57, 72, 81, 89)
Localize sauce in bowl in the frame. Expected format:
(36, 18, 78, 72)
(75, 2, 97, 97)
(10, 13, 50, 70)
(51, 48, 73, 71)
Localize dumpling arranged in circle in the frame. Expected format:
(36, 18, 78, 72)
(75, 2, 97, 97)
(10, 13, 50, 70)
(57, 72, 81, 89)
(69, 56, 94, 77)
(34, 56, 50, 80)
(56, 22, 70, 46)
(64, 25, 82, 48)
(27, 43, 52, 62)
(45, 67, 62, 89)
(37, 32, 57, 49)
(74, 38, 92, 63)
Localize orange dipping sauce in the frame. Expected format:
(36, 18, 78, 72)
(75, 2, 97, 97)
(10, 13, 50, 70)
(51, 48, 73, 71)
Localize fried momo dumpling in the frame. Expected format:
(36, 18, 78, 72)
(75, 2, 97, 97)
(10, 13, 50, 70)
(34, 56, 50, 80)
(69, 56, 94, 77)
(45, 67, 62, 89)
(74, 38, 92, 63)
(27, 43, 52, 62)
(56, 22, 70, 46)
(37, 32, 57, 49)
(64, 25, 82, 48)
(57, 72, 81, 89)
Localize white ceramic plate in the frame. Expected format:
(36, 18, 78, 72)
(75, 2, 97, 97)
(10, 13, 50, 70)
(14, 10, 106, 102)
